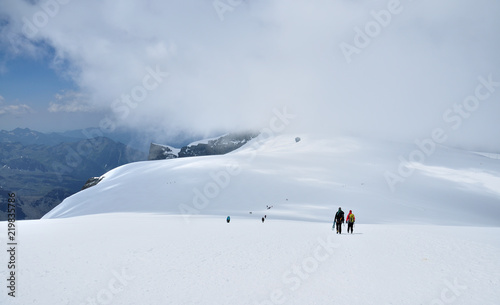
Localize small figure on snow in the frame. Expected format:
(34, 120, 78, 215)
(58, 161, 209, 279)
(226, 216, 231, 223)
(333, 207, 344, 234)
(346, 210, 355, 234)
(262, 217, 265, 223)
(266, 205, 273, 210)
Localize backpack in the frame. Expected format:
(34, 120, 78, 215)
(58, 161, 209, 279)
(348, 213, 355, 223)
(336, 211, 344, 222)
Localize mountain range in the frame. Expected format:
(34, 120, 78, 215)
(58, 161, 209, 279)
(0, 128, 147, 220)
(0, 128, 260, 220)
(0, 128, 83, 146)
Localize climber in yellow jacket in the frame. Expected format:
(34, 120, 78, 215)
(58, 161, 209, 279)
(346, 210, 355, 234)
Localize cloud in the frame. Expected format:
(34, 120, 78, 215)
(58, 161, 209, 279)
(48, 90, 94, 113)
(0, 96, 34, 116)
(0, 0, 499, 150)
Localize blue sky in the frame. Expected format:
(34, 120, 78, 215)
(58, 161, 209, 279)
(0, 0, 499, 151)
(0, 44, 100, 132)
(0, 52, 74, 107)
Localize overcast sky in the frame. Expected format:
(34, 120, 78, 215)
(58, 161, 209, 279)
(0, 0, 499, 150)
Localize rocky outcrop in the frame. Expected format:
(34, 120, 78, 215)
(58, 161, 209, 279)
(148, 131, 259, 160)
(82, 176, 104, 190)
(148, 144, 178, 160)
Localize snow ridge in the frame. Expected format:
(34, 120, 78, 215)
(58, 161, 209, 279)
(44, 134, 500, 226)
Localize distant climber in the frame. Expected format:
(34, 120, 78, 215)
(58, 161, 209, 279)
(346, 210, 355, 234)
(333, 207, 344, 234)
(266, 205, 273, 210)
(226, 216, 230, 223)
(262, 217, 265, 223)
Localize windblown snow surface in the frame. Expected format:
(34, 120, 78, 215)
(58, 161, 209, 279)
(1, 134, 500, 304)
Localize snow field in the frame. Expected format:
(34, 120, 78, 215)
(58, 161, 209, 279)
(42, 134, 500, 226)
(4, 133, 499, 304)
(1, 214, 499, 305)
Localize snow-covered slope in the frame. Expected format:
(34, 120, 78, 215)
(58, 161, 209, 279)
(1, 215, 499, 304)
(43, 134, 500, 226)
(3, 134, 500, 304)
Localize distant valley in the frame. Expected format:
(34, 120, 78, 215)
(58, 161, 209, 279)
(0, 128, 259, 220)
(0, 128, 147, 220)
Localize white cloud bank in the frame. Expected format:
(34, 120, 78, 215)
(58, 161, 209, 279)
(0, 94, 34, 115)
(0, 0, 499, 150)
(47, 90, 93, 112)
